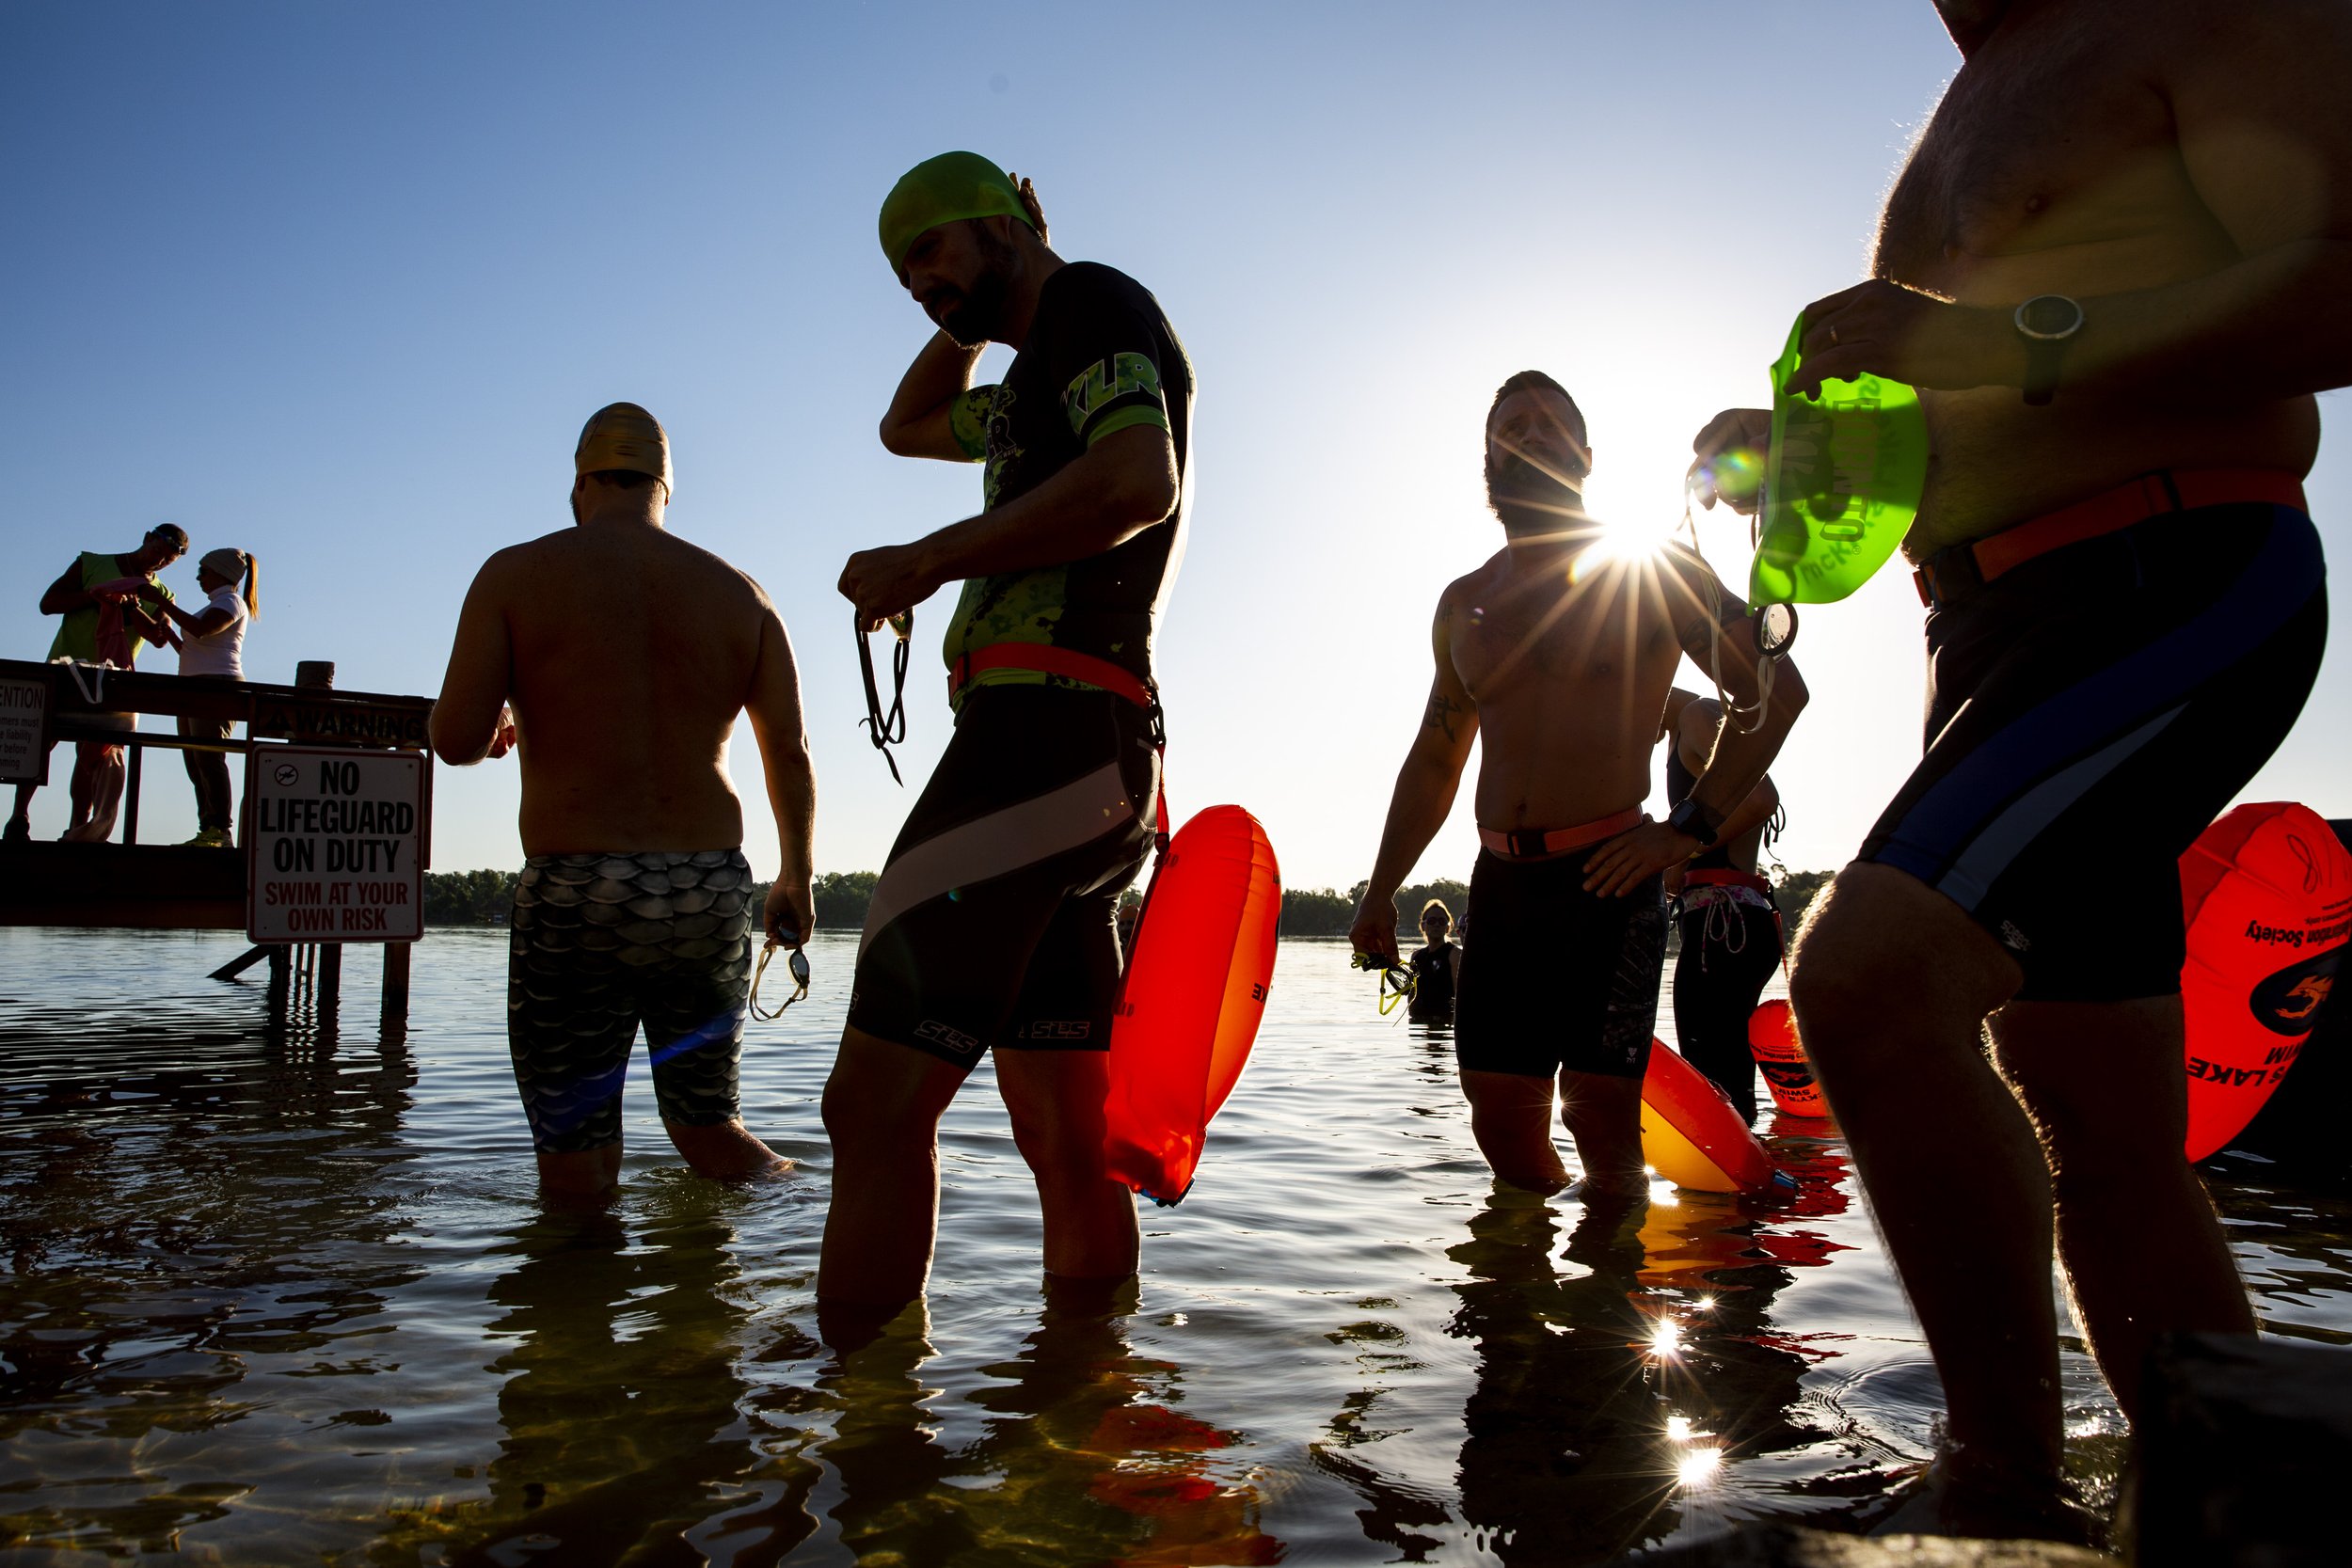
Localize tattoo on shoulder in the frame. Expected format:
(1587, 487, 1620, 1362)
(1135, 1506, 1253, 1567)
(1424, 693, 1467, 741)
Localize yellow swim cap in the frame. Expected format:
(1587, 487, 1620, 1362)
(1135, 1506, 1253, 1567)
(574, 403, 673, 497)
(879, 152, 1035, 277)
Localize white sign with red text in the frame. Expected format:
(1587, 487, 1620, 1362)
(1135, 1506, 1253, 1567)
(246, 747, 423, 942)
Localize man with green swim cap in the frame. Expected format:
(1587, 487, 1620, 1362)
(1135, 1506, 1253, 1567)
(825, 154, 1193, 1331)
(1691, 0, 2348, 1538)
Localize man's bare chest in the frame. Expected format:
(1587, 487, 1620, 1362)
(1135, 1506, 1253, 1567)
(1451, 592, 1673, 705)
(1877, 24, 2180, 287)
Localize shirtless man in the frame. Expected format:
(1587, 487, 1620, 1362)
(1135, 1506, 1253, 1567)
(1690, 0, 2344, 1532)
(432, 403, 815, 1205)
(1352, 372, 1805, 1196)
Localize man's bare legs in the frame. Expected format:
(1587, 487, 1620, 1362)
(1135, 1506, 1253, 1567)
(818, 1030, 1139, 1316)
(535, 1145, 625, 1208)
(1460, 1068, 1647, 1197)
(818, 1028, 969, 1309)
(1988, 996, 2256, 1419)
(1788, 863, 2062, 1518)
(996, 1048, 1138, 1279)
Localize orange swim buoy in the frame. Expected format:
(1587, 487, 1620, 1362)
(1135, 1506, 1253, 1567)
(1103, 806, 1280, 1205)
(1747, 998, 1829, 1118)
(2180, 801, 2352, 1162)
(1640, 1038, 1785, 1195)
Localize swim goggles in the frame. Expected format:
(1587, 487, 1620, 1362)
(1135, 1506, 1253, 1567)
(1350, 950, 1419, 1018)
(749, 939, 812, 1021)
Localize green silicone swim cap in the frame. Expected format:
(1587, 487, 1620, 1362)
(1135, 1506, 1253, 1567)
(879, 152, 1036, 277)
(1748, 312, 1930, 609)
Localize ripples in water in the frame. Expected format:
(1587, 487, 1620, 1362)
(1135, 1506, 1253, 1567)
(2, 927, 2346, 1563)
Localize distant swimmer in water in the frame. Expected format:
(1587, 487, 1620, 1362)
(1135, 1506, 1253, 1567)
(1408, 899, 1461, 1026)
(1690, 0, 2346, 1535)
(430, 404, 815, 1207)
(1351, 372, 1805, 1199)
(1660, 689, 1785, 1124)
(823, 153, 1192, 1325)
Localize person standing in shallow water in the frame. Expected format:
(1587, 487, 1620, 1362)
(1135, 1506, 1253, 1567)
(1407, 900, 1461, 1026)
(1350, 372, 1804, 1200)
(1690, 0, 2344, 1536)
(1660, 688, 1785, 1124)
(430, 404, 815, 1206)
(823, 153, 1191, 1329)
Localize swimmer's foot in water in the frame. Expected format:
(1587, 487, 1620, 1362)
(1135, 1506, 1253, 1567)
(668, 1118, 794, 1183)
(1868, 1456, 2099, 1544)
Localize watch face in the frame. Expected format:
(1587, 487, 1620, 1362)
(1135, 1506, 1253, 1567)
(2017, 294, 2084, 341)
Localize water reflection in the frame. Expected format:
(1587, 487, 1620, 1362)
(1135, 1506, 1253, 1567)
(815, 1281, 1284, 1565)
(0, 974, 420, 1552)
(431, 1200, 820, 1566)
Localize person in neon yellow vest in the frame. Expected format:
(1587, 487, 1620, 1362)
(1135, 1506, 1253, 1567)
(6, 524, 184, 844)
(1688, 0, 2345, 1538)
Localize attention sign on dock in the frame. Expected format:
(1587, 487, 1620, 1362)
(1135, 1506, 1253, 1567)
(246, 747, 424, 942)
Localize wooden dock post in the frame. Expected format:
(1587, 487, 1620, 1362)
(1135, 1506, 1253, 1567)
(319, 942, 342, 1006)
(381, 942, 411, 1013)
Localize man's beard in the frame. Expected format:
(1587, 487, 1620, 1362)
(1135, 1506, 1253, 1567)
(934, 268, 1009, 346)
(931, 227, 1019, 346)
(1486, 453, 1589, 539)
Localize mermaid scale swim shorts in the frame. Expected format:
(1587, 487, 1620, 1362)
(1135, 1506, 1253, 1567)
(506, 847, 755, 1153)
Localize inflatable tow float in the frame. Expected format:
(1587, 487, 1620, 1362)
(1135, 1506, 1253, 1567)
(2179, 801, 2352, 1163)
(1640, 1038, 1788, 1196)
(1746, 998, 1828, 1120)
(1103, 806, 1281, 1205)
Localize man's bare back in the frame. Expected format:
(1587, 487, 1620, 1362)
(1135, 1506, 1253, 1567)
(1440, 544, 1711, 832)
(475, 523, 774, 856)
(1867, 0, 2344, 547)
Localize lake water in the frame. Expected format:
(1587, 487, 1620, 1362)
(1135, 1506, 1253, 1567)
(3, 926, 2348, 1566)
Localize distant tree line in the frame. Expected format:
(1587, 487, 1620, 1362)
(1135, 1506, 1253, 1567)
(424, 864, 1839, 934)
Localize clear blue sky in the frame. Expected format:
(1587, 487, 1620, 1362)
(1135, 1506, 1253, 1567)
(7, 2, 2345, 891)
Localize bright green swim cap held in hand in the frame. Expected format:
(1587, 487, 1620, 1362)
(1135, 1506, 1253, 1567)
(1748, 312, 1929, 609)
(879, 152, 1036, 277)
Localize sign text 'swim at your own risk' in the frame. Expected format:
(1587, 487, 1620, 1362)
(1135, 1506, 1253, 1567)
(246, 748, 425, 942)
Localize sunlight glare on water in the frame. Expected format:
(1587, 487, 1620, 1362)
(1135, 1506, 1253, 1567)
(3, 927, 2348, 1564)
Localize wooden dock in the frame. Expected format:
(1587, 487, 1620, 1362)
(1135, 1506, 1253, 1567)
(0, 657, 435, 1011)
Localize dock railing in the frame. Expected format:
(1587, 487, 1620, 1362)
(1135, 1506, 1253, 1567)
(0, 657, 436, 1013)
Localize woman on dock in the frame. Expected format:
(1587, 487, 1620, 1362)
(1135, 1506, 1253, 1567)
(158, 547, 258, 849)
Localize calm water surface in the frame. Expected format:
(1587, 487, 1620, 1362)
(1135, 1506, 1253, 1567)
(3, 927, 2348, 1566)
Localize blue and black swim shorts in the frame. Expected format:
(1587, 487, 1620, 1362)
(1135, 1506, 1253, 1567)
(1859, 489, 2328, 1002)
(506, 848, 755, 1152)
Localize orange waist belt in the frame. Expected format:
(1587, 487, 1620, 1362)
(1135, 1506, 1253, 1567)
(949, 642, 1156, 708)
(1479, 808, 1644, 862)
(1914, 468, 2307, 610)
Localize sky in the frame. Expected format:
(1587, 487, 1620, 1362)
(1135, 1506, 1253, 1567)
(6, 2, 2347, 895)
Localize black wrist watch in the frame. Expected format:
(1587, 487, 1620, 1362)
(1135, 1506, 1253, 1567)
(1667, 798, 1721, 847)
(2014, 294, 2084, 407)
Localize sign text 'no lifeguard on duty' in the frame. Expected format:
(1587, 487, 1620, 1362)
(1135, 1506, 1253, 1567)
(246, 747, 424, 942)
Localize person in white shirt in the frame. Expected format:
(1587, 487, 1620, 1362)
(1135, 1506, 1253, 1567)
(158, 547, 257, 848)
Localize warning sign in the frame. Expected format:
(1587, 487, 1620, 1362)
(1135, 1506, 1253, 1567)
(246, 747, 424, 942)
(0, 675, 46, 784)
